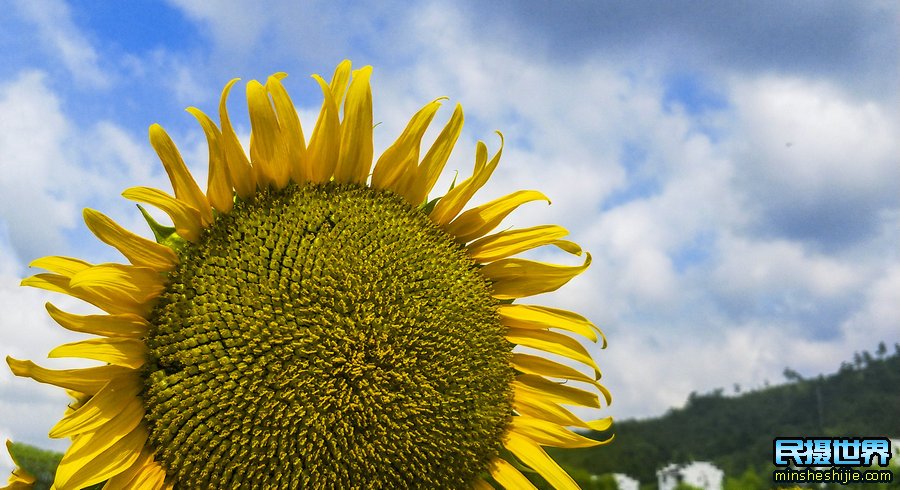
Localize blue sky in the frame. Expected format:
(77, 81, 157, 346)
(1, 0, 898, 472)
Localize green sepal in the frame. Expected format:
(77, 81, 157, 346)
(448, 170, 459, 191)
(419, 195, 442, 215)
(137, 204, 188, 253)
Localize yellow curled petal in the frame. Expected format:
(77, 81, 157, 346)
(503, 432, 578, 490)
(335, 66, 374, 185)
(122, 187, 203, 242)
(445, 190, 549, 243)
(371, 98, 444, 192)
(185, 107, 233, 214)
(483, 253, 591, 300)
(510, 416, 604, 449)
(45, 303, 149, 338)
(148, 124, 212, 226)
(506, 327, 601, 378)
(219, 78, 256, 199)
(49, 338, 147, 369)
(307, 74, 341, 183)
(466, 225, 570, 263)
(55, 423, 147, 490)
(6, 357, 132, 395)
(247, 79, 286, 188)
(69, 264, 165, 306)
(83, 209, 178, 270)
(49, 376, 142, 438)
(551, 240, 582, 256)
(28, 256, 92, 277)
(511, 353, 601, 389)
(266, 76, 308, 185)
(408, 103, 464, 204)
(488, 457, 538, 489)
(430, 134, 504, 226)
(498, 304, 604, 345)
(514, 374, 600, 408)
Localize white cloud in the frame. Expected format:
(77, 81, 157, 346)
(12, 0, 109, 88)
(0, 71, 81, 260)
(727, 76, 900, 247)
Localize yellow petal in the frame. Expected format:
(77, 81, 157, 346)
(4, 440, 36, 488)
(335, 66, 374, 184)
(514, 393, 582, 427)
(29, 256, 91, 277)
(45, 303, 149, 338)
(509, 416, 603, 449)
(247, 79, 286, 188)
(472, 477, 495, 490)
(511, 353, 602, 389)
(506, 327, 601, 378)
(266, 76, 307, 185)
(513, 395, 615, 435)
(56, 424, 147, 490)
(148, 124, 212, 226)
(371, 98, 444, 192)
(483, 253, 591, 300)
(49, 338, 147, 369)
(503, 432, 578, 490)
(466, 225, 570, 263)
(49, 376, 142, 438)
(118, 457, 170, 489)
(219, 78, 256, 199)
(69, 264, 165, 306)
(430, 134, 503, 226)
(445, 190, 550, 243)
(83, 209, 178, 271)
(328, 59, 352, 103)
(498, 304, 604, 345)
(488, 457, 537, 490)
(407, 103, 464, 204)
(102, 450, 153, 489)
(6, 357, 131, 395)
(307, 74, 341, 183)
(185, 107, 233, 213)
(514, 374, 600, 409)
(122, 186, 203, 242)
(21, 274, 148, 316)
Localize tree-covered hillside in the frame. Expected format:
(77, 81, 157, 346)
(550, 342, 900, 487)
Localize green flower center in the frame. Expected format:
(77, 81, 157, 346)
(141, 183, 514, 488)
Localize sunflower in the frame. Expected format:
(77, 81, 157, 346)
(5, 60, 612, 489)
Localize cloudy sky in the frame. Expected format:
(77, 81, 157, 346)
(0, 0, 898, 473)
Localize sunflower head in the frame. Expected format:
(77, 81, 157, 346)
(6, 60, 611, 489)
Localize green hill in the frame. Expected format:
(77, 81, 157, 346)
(549, 342, 900, 488)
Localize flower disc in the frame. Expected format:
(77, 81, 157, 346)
(141, 183, 514, 488)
